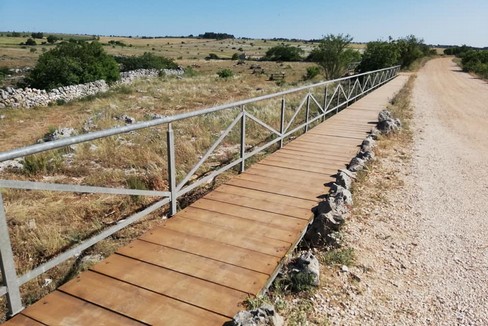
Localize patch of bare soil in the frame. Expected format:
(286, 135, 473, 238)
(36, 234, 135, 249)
(317, 58, 488, 325)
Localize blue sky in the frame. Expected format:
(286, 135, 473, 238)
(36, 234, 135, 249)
(0, 0, 486, 47)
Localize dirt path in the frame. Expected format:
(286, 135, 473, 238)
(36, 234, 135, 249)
(321, 58, 488, 325)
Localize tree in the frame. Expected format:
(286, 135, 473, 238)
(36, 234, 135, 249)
(263, 44, 304, 61)
(114, 52, 178, 71)
(396, 35, 429, 68)
(25, 38, 37, 46)
(31, 32, 44, 39)
(358, 41, 400, 72)
(26, 41, 120, 90)
(198, 32, 235, 40)
(308, 34, 360, 79)
(47, 35, 59, 44)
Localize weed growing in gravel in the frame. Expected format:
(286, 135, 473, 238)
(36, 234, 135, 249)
(244, 295, 272, 310)
(321, 247, 356, 266)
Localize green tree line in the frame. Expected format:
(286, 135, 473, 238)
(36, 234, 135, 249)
(262, 34, 433, 79)
(445, 46, 488, 79)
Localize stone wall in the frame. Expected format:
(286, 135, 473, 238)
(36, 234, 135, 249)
(0, 68, 184, 109)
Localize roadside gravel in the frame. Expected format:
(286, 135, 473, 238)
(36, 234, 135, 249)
(319, 58, 488, 325)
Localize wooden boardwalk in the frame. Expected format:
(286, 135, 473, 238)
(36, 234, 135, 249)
(5, 75, 409, 325)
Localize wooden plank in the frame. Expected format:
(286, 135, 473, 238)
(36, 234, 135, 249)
(191, 198, 306, 231)
(278, 148, 352, 163)
(279, 147, 356, 160)
(178, 207, 297, 242)
(161, 217, 290, 257)
(306, 131, 367, 139)
(247, 164, 336, 185)
(225, 178, 324, 201)
(140, 227, 281, 275)
(271, 151, 349, 165)
(234, 173, 330, 196)
(2, 315, 44, 326)
(280, 146, 357, 159)
(118, 239, 267, 294)
(298, 134, 365, 145)
(287, 137, 360, 148)
(284, 141, 358, 153)
(60, 271, 227, 326)
(204, 190, 312, 220)
(312, 126, 372, 134)
(91, 254, 247, 318)
(18, 291, 144, 326)
(259, 156, 343, 172)
(214, 184, 317, 210)
(258, 159, 337, 176)
(300, 132, 364, 140)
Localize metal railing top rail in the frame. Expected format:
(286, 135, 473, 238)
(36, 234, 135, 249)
(0, 65, 400, 163)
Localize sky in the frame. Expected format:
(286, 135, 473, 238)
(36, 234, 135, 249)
(0, 0, 487, 47)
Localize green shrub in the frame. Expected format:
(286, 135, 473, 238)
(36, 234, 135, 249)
(217, 68, 233, 78)
(25, 38, 37, 46)
(0, 67, 9, 83)
(358, 41, 400, 72)
(263, 44, 304, 61)
(47, 35, 59, 44)
(289, 272, 316, 292)
(396, 35, 430, 68)
(31, 32, 44, 39)
(183, 66, 198, 77)
(359, 35, 431, 71)
(460, 49, 488, 78)
(23, 152, 64, 175)
(114, 52, 178, 71)
(205, 53, 220, 60)
(126, 175, 149, 203)
(303, 66, 320, 80)
(321, 247, 355, 266)
(26, 41, 120, 90)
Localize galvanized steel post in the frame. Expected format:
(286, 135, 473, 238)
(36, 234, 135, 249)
(305, 93, 311, 132)
(0, 194, 24, 316)
(240, 106, 246, 173)
(279, 98, 286, 148)
(323, 86, 328, 122)
(167, 123, 177, 216)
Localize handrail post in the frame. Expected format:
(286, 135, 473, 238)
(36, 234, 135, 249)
(240, 106, 246, 173)
(347, 79, 351, 107)
(336, 83, 340, 113)
(279, 98, 286, 148)
(166, 123, 177, 216)
(322, 86, 327, 122)
(0, 193, 24, 317)
(305, 93, 311, 132)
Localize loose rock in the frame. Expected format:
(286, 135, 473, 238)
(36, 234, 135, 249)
(232, 303, 284, 326)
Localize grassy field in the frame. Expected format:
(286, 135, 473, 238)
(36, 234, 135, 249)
(0, 33, 322, 67)
(0, 33, 361, 321)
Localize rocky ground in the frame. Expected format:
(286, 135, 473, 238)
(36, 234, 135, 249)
(317, 58, 488, 325)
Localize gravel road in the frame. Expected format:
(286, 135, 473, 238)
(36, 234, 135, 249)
(321, 58, 488, 325)
(409, 57, 488, 325)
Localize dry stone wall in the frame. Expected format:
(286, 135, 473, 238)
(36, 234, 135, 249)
(0, 68, 184, 109)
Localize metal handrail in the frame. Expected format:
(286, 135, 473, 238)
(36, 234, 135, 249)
(0, 65, 398, 163)
(0, 65, 400, 318)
